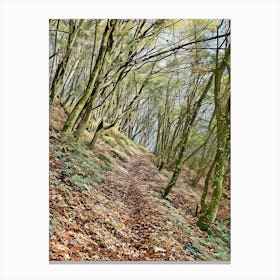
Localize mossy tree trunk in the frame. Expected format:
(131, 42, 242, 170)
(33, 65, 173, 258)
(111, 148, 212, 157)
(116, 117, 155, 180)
(200, 154, 217, 214)
(88, 120, 104, 149)
(197, 141, 229, 230)
(75, 83, 103, 142)
(197, 39, 230, 231)
(61, 20, 114, 135)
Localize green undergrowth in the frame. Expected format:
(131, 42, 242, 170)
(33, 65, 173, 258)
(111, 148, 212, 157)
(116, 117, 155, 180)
(186, 219, 230, 261)
(101, 130, 131, 163)
(50, 126, 144, 191)
(102, 127, 147, 155)
(161, 199, 186, 231)
(50, 133, 110, 191)
(97, 153, 112, 166)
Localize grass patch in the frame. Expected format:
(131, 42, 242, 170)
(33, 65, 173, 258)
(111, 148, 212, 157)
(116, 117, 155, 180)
(96, 154, 112, 171)
(61, 162, 74, 177)
(152, 239, 159, 246)
(108, 127, 139, 149)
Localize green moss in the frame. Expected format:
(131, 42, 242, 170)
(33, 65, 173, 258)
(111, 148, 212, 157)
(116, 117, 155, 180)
(103, 135, 118, 148)
(102, 135, 129, 163)
(96, 154, 112, 171)
(110, 127, 138, 148)
(61, 164, 74, 177)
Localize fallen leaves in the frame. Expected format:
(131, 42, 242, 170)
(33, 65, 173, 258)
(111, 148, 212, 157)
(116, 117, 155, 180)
(49, 122, 230, 261)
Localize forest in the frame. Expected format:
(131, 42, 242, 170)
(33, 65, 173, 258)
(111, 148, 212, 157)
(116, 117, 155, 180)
(49, 19, 231, 261)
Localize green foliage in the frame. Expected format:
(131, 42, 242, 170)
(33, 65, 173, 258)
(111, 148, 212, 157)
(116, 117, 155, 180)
(161, 199, 186, 231)
(51, 133, 108, 190)
(173, 213, 185, 231)
(211, 220, 231, 248)
(186, 243, 207, 260)
(110, 127, 138, 148)
(186, 219, 230, 261)
(49, 18, 231, 261)
(53, 150, 63, 158)
(70, 174, 96, 191)
(76, 143, 91, 156)
(61, 162, 74, 177)
(102, 133, 130, 163)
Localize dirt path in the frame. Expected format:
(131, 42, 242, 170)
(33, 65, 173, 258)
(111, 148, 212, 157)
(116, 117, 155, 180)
(98, 152, 168, 258)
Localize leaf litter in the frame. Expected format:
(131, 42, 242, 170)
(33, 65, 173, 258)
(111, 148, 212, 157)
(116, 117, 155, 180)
(49, 105, 230, 261)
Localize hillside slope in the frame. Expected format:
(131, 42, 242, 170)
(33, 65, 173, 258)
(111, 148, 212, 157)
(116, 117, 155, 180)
(49, 105, 230, 261)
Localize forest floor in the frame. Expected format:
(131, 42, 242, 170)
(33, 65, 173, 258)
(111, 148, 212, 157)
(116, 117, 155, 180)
(49, 104, 230, 261)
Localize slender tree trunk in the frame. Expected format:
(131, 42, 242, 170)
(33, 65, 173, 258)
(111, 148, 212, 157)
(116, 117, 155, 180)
(163, 166, 180, 198)
(89, 127, 104, 149)
(76, 83, 104, 141)
(200, 155, 216, 214)
(197, 137, 229, 230)
(50, 19, 60, 87)
(197, 41, 230, 231)
(61, 20, 114, 135)
(163, 75, 213, 198)
(50, 19, 85, 104)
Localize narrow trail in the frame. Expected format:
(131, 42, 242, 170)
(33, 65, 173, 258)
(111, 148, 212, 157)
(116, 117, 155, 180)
(99, 152, 167, 258)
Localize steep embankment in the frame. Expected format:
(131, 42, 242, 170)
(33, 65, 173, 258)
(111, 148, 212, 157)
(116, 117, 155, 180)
(49, 105, 230, 261)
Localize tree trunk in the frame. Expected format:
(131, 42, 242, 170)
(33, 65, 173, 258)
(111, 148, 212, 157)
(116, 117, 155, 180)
(75, 84, 103, 141)
(61, 20, 113, 135)
(50, 19, 85, 104)
(197, 144, 228, 230)
(200, 155, 217, 214)
(197, 41, 230, 231)
(163, 167, 180, 198)
(88, 120, 104, 149)
(163, 75, 213, 198)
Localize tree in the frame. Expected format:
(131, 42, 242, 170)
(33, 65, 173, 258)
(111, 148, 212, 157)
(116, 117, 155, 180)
(197, 24, 230, 230)
(61, 19, 115, 134)
(163, 74, 213, 198)
(49, 19, 85, 104)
